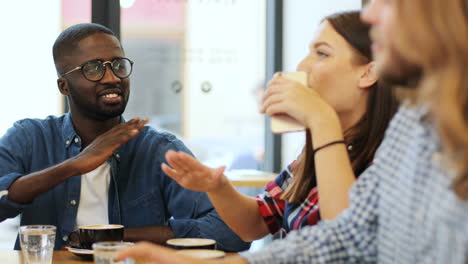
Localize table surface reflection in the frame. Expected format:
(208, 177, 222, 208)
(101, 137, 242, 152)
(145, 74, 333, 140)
(1, 249, 237, 263)
(1, 250, 92, 264)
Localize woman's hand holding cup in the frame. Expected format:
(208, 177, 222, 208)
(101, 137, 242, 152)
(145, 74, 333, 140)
(261, 72, 339, 132)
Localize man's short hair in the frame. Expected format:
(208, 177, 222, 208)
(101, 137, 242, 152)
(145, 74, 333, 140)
(53, 23, 117, 74)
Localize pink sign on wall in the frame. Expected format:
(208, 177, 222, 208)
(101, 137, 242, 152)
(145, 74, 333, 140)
(121, 0, 184, 27)
(62, 0, 183, 29)
(62, 0, 91, 27)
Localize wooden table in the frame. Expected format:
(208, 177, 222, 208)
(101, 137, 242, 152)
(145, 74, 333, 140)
(1, 250, 238, 263)
(225, 169, 276, 188)
(1, 250, 92, 264)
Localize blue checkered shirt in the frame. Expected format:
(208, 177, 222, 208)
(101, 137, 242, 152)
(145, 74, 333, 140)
(242, 105, 468, 263)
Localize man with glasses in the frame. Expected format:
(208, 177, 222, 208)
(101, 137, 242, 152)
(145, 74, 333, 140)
(0, 23, 249, 252)
(60, 57, 134, 83)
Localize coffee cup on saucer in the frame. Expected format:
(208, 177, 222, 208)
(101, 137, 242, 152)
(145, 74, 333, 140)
(78, 224, 124, 250)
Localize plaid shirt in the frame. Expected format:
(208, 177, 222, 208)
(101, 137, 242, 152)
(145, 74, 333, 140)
(243, 105, 468, 263)
(256, 162, 320, 237)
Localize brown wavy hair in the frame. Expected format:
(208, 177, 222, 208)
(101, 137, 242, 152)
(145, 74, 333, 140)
(391, 0, 468, 200)
(282, 11, 399, 204)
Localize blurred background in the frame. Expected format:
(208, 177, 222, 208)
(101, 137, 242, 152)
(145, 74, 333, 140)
(0, 0, 364, 250)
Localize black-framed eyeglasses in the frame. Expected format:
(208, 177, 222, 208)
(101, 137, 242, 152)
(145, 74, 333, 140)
(60, 58, 134, 82)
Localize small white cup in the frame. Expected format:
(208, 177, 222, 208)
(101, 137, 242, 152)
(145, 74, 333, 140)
(270, 71, 307, 134)
(19, 225, 56, 264)
(92, 241, 134, 264)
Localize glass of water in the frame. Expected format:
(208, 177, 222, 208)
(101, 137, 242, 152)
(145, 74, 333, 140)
(19, 225, 56, 264)
(93, 241, 134, 264)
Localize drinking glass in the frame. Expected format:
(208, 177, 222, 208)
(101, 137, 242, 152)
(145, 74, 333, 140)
(93, 241, 134, 264)
(19, 225, 56, 264)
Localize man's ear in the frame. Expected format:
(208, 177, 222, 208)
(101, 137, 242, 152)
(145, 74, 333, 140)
(358, 61, 378, 89)
(57, 78, 69, 96)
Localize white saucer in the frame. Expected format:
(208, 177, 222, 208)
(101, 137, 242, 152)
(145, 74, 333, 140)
(166, 238, 216, 247)
(177, 249, 226, 259)
(66, 246, 94, 259)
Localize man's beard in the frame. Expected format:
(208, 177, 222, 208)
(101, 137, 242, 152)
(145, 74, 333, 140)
(68, 86, 128, 121)
(376, 46, 422, 89)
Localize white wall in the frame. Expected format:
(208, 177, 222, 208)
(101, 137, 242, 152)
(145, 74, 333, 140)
(0, 1, 62, 137)
(281, 0, 362, 168)
(0, 0, 62, 249)
(181, 1, 266, 168)
(184, 0, 266, 140)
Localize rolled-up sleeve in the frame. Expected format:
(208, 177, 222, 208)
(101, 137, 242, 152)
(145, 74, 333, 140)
(0, 121, 31, 221)
(241, 163, 380, 263)
(0, 172, 28, 220)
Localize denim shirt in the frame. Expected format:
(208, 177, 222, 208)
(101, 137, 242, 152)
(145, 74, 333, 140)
(0, 113, 250, 251)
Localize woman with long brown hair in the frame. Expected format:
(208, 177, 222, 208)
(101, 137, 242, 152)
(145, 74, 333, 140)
(156, 10, 398, 241)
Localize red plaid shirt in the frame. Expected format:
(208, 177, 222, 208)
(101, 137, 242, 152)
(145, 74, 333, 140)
(255, 161, 320, 237)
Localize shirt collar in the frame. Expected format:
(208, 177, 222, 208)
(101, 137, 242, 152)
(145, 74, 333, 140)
(404, 103, 442, 150)
(62, 113, 78, 149)
(61, 113, 127, 151)
(401, 101, 429, 120)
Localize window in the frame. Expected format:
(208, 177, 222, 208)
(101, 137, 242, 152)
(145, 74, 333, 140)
(121, 0, 266, 170)
(0, 0, 90, 249)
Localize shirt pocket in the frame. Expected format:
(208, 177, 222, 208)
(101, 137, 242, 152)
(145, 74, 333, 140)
(121, 190, 165, 226)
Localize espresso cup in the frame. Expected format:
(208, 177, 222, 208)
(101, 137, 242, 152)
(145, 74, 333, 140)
(166, 238, 216, 250)
(78, 224, 124, 250)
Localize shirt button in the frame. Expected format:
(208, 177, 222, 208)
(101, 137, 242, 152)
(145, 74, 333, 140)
(70, 200, 77, 206)
(115, 154, 120, 159)
(74, 138, 79, 143)
(65, 140, 70, 145)
(62, 236, 68, 241)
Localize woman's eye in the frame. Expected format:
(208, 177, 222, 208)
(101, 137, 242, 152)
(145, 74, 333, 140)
(316, 51, 329, 57)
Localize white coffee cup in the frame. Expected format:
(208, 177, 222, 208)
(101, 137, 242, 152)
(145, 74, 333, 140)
(270, 71, 308, 134)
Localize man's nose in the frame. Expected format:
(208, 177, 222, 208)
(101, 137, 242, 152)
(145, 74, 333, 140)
(361, 0, 378, 25)
(100, 64, 121, 84)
